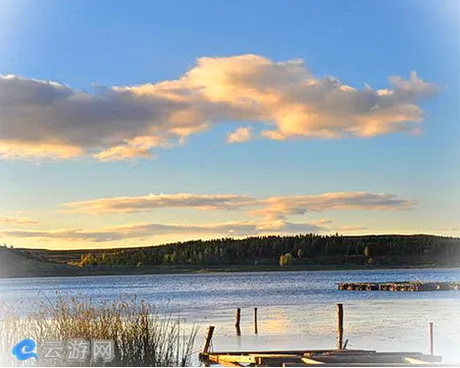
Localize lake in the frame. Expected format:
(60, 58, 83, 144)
(1, 268, 460, 364)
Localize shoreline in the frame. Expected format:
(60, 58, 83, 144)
(1, 263, 459, 279)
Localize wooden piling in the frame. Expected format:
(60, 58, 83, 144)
(235, 308, 241, 336)
(202, 325, 215, 354)
(429, 322, 434, 355)
(254, 307, 258, 334)
(337, 303, 343, 350)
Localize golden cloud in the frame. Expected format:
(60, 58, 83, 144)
(0, 56, 436, 160)
(0, 220, 324, 242)
(61, 191, 415, 220)
(0, 216, 39, 226)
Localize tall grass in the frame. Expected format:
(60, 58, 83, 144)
(0, 295, 198, 367)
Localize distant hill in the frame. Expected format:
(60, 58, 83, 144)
(14, 234, 460, 274)
(0, 246, 81, 277)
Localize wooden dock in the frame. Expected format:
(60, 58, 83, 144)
(199, 304, 447, 366)
(337, 281, 460, 292)
(199, 326, 444, 366)
(200, 348, 443, 366)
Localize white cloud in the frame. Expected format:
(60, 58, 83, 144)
(227, 126, 253, 143)
(339, 226, 367, 232)
(1, 191, 414, 243)
(61, 193, 255, 214)
(61, 191, 415, 220)
(311, 219, 333, 226)
(0, 220, 325, 242)
(251, 192, 415, 220)
(0, 216, 38, 226)
(0, 56, 436, 160)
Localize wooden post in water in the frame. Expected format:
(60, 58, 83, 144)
(235, 308, 241, 336)
(254, 307, 258, 334)
(202, 325, 215, 354)
(337, 303, 344, 350)
(429, 322, 434, 355)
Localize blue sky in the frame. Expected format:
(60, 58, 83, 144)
(0, 0, 459, 249)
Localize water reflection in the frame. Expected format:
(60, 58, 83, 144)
(1, 269, 460, 363)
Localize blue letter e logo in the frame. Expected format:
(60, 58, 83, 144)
(12, 339, 38, 360)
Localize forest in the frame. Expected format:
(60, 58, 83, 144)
(75, 234, 460, 269)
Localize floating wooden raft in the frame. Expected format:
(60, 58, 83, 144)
(199, 327, 444, 367)
(337, 281, 460, 292)
(200, 349, 443, 367)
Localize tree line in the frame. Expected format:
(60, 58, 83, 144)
(77, 234, 460, 268)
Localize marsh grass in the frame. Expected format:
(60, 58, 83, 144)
(0, 295, 198, 367)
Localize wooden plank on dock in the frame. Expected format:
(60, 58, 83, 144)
(213, 354, 257, 364)
(306, 350, 376, 357)
(311, 353, 441, 365)
(255, 356, 304, 366)
(302, 357, 325, 365)
(286, 364, 452, 367)
(218, 361, 244, 367)
(404, 357, 431, 364)
(207, 349, 373, 357)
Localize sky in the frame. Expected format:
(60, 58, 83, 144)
(0, 0, 459, 250)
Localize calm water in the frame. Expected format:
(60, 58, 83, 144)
(1, 268, 460, 364)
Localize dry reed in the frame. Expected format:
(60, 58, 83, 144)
(0, 294, 198, 367)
